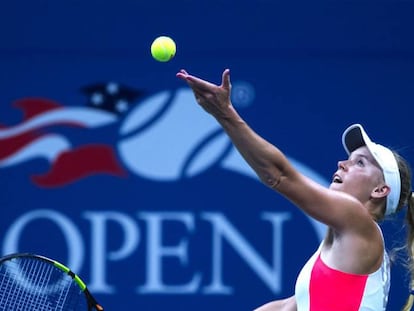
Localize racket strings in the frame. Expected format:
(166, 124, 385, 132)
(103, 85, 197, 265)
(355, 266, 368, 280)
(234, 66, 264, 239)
(0, 257, 86, 311)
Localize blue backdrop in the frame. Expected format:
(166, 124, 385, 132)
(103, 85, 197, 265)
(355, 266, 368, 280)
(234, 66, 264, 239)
(0, 1, 413, 310)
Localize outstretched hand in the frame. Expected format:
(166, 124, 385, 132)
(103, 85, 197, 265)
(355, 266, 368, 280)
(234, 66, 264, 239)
(176, 69, 233, 118)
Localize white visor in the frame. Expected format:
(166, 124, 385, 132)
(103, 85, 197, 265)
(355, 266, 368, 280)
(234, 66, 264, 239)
(342, 124, 401, 216)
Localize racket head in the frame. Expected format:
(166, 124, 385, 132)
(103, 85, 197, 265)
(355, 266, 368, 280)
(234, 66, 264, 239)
(0, 253, 103, 311)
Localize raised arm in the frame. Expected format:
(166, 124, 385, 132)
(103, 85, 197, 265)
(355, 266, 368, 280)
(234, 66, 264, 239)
(176, 69, 291, 189)
(176, 69, 373, 230)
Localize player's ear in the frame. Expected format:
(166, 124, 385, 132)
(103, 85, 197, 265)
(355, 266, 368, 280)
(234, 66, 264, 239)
(371, 184, 391, 199)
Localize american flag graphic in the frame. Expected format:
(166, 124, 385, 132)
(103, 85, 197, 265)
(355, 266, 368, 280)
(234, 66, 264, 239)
(0, 83, 143, 188)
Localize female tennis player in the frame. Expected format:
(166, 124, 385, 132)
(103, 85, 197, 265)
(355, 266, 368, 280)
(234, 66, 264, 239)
(176, 69, 413, 311)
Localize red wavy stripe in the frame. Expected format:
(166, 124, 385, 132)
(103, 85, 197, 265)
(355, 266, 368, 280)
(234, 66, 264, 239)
(13, 98, 62, 121)
(0, 131, 40, 160)
(31, 144, 127, 187)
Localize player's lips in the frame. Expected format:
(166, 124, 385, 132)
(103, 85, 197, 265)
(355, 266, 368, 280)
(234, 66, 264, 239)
(332, 174, 343, 183)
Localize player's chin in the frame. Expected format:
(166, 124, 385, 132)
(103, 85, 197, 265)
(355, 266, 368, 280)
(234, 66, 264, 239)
(329, 182, 342, 190)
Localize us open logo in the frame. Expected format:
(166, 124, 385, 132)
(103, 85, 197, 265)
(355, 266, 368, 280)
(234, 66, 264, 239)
(0, 81, 327, 307)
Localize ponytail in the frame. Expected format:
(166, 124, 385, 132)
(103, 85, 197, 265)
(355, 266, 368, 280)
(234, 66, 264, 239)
(403, 191, 414, 311)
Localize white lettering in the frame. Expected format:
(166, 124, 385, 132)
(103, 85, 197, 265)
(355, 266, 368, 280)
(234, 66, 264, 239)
(2, 209, 84, 272)
(137, 212, 201, 294)
(2, 210, 294, 296)
(201, 212, 290, 294)
(84, 211, 140, 293)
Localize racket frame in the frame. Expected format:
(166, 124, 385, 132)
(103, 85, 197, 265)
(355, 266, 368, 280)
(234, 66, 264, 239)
(0, 252, 104, 311)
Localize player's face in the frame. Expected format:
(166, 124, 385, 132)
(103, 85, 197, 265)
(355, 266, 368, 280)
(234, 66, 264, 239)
(330, 146, 385, 203)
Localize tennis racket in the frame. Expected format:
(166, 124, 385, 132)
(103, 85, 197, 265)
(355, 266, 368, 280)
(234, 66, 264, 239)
(0, 253, 103, 311)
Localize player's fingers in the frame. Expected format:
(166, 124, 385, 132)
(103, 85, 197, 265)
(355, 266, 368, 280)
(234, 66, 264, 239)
(176, 69, 188, 80)
(176, 73, 206, 94)
(184, 74, 219, 93)
(192, 90, 203, 103)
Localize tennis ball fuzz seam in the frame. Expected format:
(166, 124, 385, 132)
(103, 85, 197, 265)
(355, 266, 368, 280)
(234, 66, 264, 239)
(151, 36, 176, 62)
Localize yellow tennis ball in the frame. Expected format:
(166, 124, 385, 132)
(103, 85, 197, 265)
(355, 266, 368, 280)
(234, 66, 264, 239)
(151, 36, 176, 62)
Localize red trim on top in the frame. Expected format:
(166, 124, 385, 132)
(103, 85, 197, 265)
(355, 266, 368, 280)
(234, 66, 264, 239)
(309, 254, 368, 310)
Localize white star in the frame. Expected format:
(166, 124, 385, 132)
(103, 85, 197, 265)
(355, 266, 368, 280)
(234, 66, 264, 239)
(106, 82, 119, 95)
(91, 92, 104, 105)
(116, 99, 129, 113)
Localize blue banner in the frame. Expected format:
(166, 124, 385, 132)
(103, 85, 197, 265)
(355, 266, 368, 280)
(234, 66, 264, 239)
(0, 1, 413, 310)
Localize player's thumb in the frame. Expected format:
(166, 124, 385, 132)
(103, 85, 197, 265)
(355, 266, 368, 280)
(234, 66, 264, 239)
(221, 69, 231, 90)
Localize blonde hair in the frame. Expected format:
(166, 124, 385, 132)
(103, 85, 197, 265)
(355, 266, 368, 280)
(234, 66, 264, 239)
(393, 152, 414, 311)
